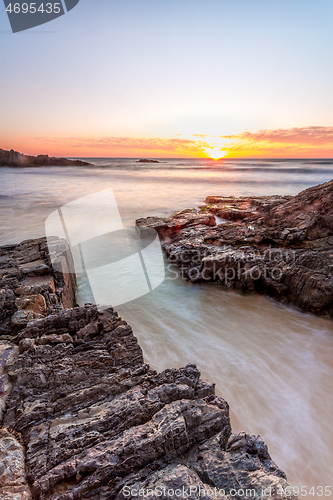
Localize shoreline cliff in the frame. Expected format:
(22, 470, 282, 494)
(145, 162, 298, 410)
(0, 237, 297, 499)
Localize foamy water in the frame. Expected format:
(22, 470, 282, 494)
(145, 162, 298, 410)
(1, 159, 333, 493)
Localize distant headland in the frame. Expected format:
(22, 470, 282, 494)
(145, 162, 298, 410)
(0, 148, 92, 167)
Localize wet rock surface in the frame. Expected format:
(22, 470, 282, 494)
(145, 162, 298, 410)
(0, 238, 297, 499)
(0, 148, 91, 168)
(137, 179, 333, 318)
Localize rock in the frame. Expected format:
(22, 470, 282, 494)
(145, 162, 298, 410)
(19, 260, 49, 277)
(0, 289, 16, 335)
(137, 210, 216, 244)
(0, 428, 32, 499)
(11, 294, 47, 331)
(18, 338, 35, 354)
(0, 148, 92, 167)
(38, 333, 73, 345)
(0, 238, 297, 499)
(0, 344, 31, 498)
(205, 195, 292, 220)
(11, 309, 45, 332)
(136, 159, 160, 163)
(15, 275, 56, 296)
(115, 432, 298, 500)
(0, 343, 19, 423)
(42, 239, 76, 310)
(0, 237, 76, 335)
(137, 179, 333, 318)
(0, 486, 31, 499)
(15, 294, 46, 314)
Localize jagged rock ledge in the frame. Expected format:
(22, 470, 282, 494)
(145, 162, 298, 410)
(137, 179, 333, 319)
(0, 148, 92, 167)
(0, 238, 297, 499)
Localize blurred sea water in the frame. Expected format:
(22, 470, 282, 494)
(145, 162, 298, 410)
(1, 157, 333, 492)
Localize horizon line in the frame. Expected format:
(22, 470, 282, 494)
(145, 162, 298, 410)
(65, 156, 333, 160)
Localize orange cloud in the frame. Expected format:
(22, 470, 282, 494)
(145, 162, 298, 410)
(220, 126, 333, 158)
(227, 126, 333, 145)
(1, 136, 210, 158)
(2, 126, 333, 158)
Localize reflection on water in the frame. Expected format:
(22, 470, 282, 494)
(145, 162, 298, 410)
(1, 160, 333, 492)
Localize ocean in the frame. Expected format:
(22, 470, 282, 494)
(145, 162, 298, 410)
(1, 158, 333, 492)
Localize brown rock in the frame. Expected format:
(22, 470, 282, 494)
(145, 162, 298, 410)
(0, 428, 32, 499)
(19, 260, 49, 277)
(15, 275, 56, 296)
(15, 294, 46, 313)
(11, 294, 47, 331)
(0, 289, 16, 335)
(137, 179, 333, 318)
(0, 343, 19, 423)
(0, 237, 76, 334)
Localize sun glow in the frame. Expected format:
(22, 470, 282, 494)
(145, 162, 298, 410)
(205, 146, 226, 159)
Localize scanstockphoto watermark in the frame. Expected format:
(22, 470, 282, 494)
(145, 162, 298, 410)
(45, 189, 165, 309)
(185, 263, 285, 284)
(121, 485, 257, 498)
(165, 246, 296, 284)
(3, 0, 80, 33)
(166, 246, 296, 266)
(121, 485, 332, 498)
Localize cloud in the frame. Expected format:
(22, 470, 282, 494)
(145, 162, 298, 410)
(191, 133, 211, 138)
(222, 126, 333, 147)
(67, 136, 211, 153)
(8, 126, 333, 158)
(13, 136, 213, 157)
(216, 126, 333, 157)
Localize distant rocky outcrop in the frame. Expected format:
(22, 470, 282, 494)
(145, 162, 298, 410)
(0, 148, 92, 167)
(136, 159, 160, 163)
(0, 238, 297, 499)
(137, 179, 333, 318)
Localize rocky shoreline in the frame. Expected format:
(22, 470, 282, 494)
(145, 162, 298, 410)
(137, 179, 333, 319)
(0, 148, 92, 168)
(0, 238, 298, 499)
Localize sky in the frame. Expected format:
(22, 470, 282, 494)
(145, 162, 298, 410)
(1, 0, 333, 158)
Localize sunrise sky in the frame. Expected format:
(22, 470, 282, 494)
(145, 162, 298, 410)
(1, 0, 333, 158)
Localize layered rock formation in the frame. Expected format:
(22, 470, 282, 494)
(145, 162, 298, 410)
(0, 148, 92, 167)
(0, 238, 75, 335)
(137, 179, 333, 318)
(0, 238, 297, 499)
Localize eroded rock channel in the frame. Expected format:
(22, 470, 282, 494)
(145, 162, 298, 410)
(0, 232, 298, 499)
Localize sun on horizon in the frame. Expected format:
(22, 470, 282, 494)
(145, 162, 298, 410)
(205, 146, 227, 159)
